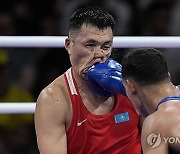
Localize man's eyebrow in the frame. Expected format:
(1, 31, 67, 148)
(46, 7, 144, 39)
(86, 39, 112, 44)
(86, 39, 97, 43)
(104, 41, 113, 44)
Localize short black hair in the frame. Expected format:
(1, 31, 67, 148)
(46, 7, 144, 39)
(68, 6, 115, 36)
(122, 48, 169, 86)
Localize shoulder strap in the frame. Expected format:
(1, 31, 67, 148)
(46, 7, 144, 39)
(176, 85, 180, 89)
(64, 68, 78, 95)
(156, 96, 180, 111)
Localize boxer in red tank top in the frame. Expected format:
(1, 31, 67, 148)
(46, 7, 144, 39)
(35, 6, 142, 154)
(64, 68, 141, 153)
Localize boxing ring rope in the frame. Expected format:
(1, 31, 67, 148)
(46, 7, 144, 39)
(0, 103, 35, 114)
(1, 36, 180, 114)
(1, 36, 180, 48)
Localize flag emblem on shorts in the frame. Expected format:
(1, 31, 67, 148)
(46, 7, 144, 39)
(114, 112, 130, 123)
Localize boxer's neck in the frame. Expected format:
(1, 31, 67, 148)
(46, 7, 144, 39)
(140, 81, 179, 115)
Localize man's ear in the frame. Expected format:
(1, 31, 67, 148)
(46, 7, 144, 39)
(65, 38, 71, 55)
(126, 79, 136, 95)
(168, 72, 171, 80)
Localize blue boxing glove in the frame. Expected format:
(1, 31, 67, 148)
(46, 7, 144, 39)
(87, 58, 126, 97)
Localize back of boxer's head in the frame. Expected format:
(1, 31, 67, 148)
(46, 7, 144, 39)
(68, 6, 115, 37)
(122, 48, 169, 86)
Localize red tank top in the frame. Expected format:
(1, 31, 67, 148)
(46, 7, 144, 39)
(64, 68, 141, 154)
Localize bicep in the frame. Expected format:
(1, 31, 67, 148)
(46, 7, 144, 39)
(35, 91, 67, 154)
(141, 120, 168, 154)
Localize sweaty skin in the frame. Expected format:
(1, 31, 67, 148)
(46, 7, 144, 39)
(123, 78, 180, 153)
(142, 101, 180, 154)
(35, 24, 115, 154)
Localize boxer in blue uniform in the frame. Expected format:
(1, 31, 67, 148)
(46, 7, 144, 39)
(87, 48, 180, 154)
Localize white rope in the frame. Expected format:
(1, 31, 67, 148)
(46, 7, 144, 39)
(0, 36, 180, 114)
(0, 36, 180, 48)
(0, 36, 66, 48)
(0, 103, 35, 114)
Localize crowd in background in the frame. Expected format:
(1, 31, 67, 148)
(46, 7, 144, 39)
(0, 0, 180, 153)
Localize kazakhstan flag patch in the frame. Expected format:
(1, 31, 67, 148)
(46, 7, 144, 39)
(114, 112, 130, 123)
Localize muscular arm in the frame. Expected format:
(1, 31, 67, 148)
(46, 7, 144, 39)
(35, 86, 67, 154)
(141, 114, 168, 154)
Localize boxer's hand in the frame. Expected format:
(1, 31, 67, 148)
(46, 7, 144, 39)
(87, 58, 126, 96)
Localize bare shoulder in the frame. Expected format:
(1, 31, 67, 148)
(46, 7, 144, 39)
(37, 75, 69, 105)
(35, 75, 71, 125)
(159, 102, 180, 151)
(141, 102, 180, 153)
(157, 102, 180, 136)
(35, 75, 71, 153)
(141, 113, 159, 137)
(143, 101, 180, 133)
(141, 112, 168, 153)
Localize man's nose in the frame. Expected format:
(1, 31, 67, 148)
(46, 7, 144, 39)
(93, 48, 110, 62)
(94, 47, 110, 56)
(93, 48, 105, 60)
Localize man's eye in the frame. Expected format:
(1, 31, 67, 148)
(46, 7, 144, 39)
(86, 43, 95, 47)
(102, 45, 111, 50)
